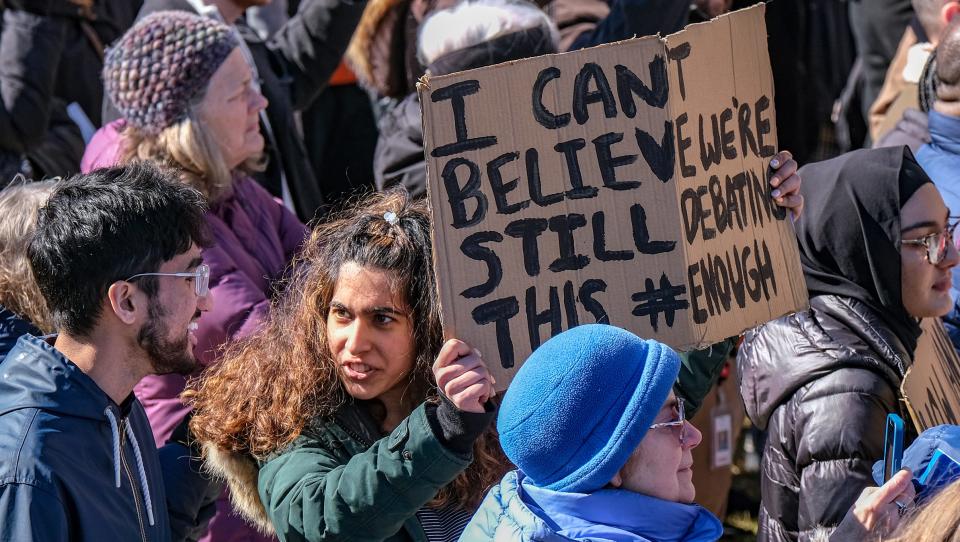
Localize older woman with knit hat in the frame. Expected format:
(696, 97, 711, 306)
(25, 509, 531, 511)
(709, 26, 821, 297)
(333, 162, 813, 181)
(91, 11, 307, 542)
(461, 324, 917, 542)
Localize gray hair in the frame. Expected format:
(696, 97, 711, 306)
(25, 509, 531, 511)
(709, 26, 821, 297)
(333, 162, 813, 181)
(0, 179, 56, 331)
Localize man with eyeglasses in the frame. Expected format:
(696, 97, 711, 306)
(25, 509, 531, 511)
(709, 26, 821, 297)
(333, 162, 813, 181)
(0, 163, 220, 541)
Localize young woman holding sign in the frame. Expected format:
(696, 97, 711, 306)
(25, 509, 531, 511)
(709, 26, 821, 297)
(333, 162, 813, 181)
(188, 191, 508, 542)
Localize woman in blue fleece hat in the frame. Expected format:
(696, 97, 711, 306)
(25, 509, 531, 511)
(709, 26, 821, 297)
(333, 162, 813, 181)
(461, 324, 722, 541)
(460, 324, 917, 542)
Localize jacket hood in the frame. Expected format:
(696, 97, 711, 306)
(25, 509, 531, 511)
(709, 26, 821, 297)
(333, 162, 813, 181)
(460, 470, 570, 541)
(738, 295, 909, 430)
(0, 334, 113, 420)
(346, 0, 417, 98)
(200, 399, 387, 536)
(203, 442, 276, 535)
(0, 305, 42, 364)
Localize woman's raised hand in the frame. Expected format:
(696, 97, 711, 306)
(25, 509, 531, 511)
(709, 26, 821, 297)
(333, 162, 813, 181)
(433, 339, 496, 413)
(769, 149, 804, 219)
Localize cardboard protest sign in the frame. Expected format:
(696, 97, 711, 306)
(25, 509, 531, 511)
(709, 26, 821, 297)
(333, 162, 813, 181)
(419, 4, 808, 387)
(902, 319, 960, 430)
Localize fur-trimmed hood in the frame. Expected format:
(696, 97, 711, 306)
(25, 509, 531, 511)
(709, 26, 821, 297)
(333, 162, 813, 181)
(346, 0, 420, 98)
(202, 442, 276, 535)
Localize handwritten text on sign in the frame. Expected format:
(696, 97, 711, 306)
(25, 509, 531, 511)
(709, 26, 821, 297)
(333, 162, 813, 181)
(420, 5, 808, 387)
(903, 319, 960, 430)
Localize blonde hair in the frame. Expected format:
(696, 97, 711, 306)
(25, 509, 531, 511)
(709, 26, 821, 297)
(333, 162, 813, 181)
(119, 106, 263, 202)
(888, 478, 960, 541)
(0, 180, 55, 332)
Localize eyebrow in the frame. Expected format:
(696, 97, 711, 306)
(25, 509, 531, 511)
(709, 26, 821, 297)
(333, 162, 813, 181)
(902, 211, 949, 235)
(186, 257, 204, 270)
(329, 301, 406, 317)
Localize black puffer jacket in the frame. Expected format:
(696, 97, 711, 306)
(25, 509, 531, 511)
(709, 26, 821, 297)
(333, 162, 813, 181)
(738, 294, 912, 542)
(0, 1, 139, 180)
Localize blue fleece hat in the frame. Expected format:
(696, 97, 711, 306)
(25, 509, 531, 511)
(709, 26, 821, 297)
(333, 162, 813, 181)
(497, 324, 681, 493)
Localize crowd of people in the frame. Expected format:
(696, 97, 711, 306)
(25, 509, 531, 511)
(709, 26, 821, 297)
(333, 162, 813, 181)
(2, 1, 960, 542)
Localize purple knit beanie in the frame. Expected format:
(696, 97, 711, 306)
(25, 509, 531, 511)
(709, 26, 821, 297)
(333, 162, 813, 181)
(103, 11, 239, 135)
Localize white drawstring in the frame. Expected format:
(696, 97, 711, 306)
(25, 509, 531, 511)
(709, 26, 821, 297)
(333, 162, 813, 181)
(103, 408, 122, 488)
(125, 427, 156, 526)
(103, 407, 156, 526)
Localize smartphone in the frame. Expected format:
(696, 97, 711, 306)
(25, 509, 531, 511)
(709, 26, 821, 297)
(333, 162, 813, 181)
(883, 413, 905, 483)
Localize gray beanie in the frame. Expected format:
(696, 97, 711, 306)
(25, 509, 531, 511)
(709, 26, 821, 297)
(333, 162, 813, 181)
(103, 11, 239, 135)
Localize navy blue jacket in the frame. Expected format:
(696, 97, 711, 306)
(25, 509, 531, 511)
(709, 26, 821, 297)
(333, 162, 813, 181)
(0, 335, 172, 541)
(0, 305, 40, 364)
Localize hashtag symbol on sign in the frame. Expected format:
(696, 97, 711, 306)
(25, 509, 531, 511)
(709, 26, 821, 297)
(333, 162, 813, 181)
(631, 273, 690, 332)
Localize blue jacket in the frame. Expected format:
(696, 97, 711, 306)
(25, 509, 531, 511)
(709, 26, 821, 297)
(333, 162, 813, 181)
(0, 305, 40, 364)
(916, 114, 960, 349)
(460, 470, 723, 542)
(0, 335, 172, 541)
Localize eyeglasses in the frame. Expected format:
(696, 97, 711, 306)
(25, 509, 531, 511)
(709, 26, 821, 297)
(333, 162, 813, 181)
(900, 220, 960, 265)
(649, 397, 686, 445)
(125, 264, 210, 297)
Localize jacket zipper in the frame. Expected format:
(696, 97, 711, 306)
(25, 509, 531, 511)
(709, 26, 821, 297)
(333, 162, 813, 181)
(119, 418, 149, 542)
(335, 419, 373, 447)
(333, 417, 428, 542)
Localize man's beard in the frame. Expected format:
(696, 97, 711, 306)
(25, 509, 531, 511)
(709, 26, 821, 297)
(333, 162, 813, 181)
(138, 299, 197, 376)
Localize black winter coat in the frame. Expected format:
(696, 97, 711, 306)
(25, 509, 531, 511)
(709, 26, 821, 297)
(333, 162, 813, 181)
(738, 295, 912, 542)
(374, 92, 425, 198)
(108, 0, 366, 223)
(0, 1, 139, 180)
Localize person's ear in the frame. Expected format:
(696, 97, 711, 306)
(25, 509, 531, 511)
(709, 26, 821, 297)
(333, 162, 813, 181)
(942, 1, 960, 26)
(107, 281, 142, 325)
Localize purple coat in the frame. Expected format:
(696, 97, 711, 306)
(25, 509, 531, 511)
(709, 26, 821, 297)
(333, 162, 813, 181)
(83, 121, 306, 542)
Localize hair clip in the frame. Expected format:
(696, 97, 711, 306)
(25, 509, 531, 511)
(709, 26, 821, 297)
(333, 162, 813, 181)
(383, 211, 399, 226)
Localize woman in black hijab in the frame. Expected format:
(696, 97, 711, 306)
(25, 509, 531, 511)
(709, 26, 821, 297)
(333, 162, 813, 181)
(738, 146, 958, 542)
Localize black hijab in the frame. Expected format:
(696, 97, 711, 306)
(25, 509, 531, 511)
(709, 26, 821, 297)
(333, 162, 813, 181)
(795, 146, 932, 353)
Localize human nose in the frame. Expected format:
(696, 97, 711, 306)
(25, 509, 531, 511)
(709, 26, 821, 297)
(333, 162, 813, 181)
(940, 232, 960, 268)
(249, 88, 268, 114)
(682, 421, 703, 450)
(343, 319, 371, 354)
(197, 288, 214, 313)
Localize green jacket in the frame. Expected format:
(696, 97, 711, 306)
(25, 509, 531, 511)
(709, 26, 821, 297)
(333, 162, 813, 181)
(676, 337, 736, 417)
(256, 401, 476, 542)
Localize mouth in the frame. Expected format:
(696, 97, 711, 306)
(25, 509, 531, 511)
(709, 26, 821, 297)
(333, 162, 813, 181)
(187, 321, 199, 347)
(342, 361, 376, 381)
(933, 275, 953, 293)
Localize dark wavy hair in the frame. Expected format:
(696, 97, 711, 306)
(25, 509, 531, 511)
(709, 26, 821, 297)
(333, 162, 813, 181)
(189, 190, 508, 509)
